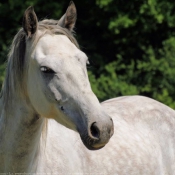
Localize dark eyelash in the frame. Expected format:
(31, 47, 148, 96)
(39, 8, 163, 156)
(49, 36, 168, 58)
(40, 66, 55, 74)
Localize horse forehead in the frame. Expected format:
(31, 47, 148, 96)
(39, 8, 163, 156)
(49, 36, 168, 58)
(35, 34, 79, 56)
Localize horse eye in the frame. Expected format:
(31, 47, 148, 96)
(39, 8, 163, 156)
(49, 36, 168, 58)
(40, 66, 55, 74)
(60, 106, 64, 111)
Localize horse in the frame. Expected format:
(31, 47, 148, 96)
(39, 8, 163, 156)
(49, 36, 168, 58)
(0, 2, 175, 175)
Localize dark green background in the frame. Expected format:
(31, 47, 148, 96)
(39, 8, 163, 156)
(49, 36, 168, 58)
(1, 0, 175, 108)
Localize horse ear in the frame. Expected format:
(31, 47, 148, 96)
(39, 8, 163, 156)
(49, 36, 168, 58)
(59, 1, 77, 31)
(23, 6, 38, 38)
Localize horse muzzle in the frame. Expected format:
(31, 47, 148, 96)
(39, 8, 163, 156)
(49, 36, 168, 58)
(79, 117, 114, 150)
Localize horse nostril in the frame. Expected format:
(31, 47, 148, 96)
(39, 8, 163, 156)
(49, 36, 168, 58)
(90, 122, 100, 139)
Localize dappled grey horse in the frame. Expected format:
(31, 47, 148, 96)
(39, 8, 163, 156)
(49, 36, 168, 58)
(0, 2, 175, 175)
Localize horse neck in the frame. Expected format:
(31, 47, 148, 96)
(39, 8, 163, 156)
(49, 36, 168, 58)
(0, 94, 44, 172)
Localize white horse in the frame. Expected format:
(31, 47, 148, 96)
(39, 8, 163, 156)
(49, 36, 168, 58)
(0, 2, 175, 175)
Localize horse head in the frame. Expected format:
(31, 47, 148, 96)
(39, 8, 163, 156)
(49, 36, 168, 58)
(22, 2, 114, 150)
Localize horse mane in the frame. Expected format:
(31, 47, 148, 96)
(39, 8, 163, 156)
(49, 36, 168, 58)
(1, 19, 79, 108)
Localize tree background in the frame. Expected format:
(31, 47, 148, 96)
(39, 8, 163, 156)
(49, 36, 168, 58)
(0, 0, 175, 108)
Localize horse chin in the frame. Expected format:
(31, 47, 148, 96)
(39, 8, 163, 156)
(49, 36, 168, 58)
(84, 144, 105, 151)
(79, 134, 106, 151)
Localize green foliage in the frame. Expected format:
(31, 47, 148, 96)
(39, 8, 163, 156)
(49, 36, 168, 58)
(1, 0, 175, 108)
(88, 0, 175, 108)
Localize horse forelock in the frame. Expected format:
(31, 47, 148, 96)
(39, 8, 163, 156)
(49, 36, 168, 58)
(1, 19, 79, 107)
(38, 19, 79, 48)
